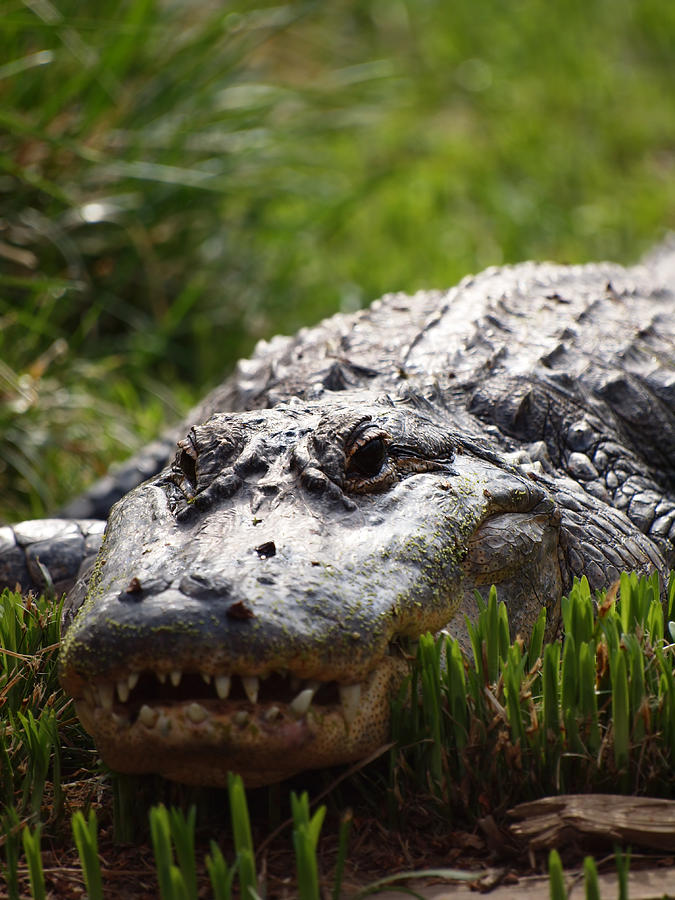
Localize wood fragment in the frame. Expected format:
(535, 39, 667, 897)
(508, 794, 675, 852)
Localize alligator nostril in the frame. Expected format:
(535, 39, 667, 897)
(227, 600, 255, 620)
(118, 576, 144, 603)
(255, 541, 276, 558)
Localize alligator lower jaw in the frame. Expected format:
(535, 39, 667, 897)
(72, 656, 409, 787)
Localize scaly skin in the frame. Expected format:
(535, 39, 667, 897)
(3, 248, 674, 785)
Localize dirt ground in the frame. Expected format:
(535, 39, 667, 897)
(8, 790, 675, 899)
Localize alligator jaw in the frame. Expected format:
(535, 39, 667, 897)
(70, 654, 408, 786)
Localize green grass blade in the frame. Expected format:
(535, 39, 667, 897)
(486, 585, 500, 683)
(615, 846, 631, 900)
(527, 607, 546, 670)
(355, 867, 475, 897)
(291, 790, 327, 900)
(466, 612, 485, 685)
(563, 577, 593, 645)
(1, 806, 21, 900)
(644, 571, 661, 625)
(72, 809, 104, 900)
(548, 850, 565, 900)
(168, 865, 190, 900)
(504, 643, 525, 747)
(16, 709, 56, 815)
(498, 599, 510, 665)
(624, 634, 646, 743)
(573, 577, 594, 645)
(293, 825, 320, 900)
(583, 856, 600, 900)
(419, 634, 444, 789)
(22, 823, 46, 900)
(561, 633, 577, 715)
(168, 806, 198, 900)
(149, 805, 176, 900)
(228, 772, 258, 898)
(646, 597, 664, 643)
(332, 809, 352, 900)
(206, 840, 235, 900)
(444, 636, 469, 759)
(655, 647, 675, 755)
(542, 642, 560, 739)
(619, 571, 637, 634)
(0, 723, 16, 808)
(237, 850, 259, 900)
(578, 641, 600, 753)
(611, 649, 630, 772)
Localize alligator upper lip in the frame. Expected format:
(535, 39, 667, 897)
(74, 632, 419, 732)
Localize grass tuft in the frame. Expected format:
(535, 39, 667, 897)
(391, 571, 675, 814)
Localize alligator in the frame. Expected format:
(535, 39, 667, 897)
(1, 244, 674, 787)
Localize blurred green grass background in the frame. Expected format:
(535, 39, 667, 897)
(1, 0, 674, 521)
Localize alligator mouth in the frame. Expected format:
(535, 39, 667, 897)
(80, 668, 369, 729)
(72, 649, 411, 786)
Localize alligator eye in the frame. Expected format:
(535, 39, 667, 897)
(347, 437, 386, 478)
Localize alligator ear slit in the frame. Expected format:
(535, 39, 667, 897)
(178, 448, 197, 484)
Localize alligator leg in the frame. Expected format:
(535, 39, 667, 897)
(0, 519, 104, 597)
(0, 436, 176, 598)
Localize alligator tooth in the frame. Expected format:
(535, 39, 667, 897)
(139, 705, 159, 728)
(157, 671, 167, 684)
(242, 676, 259, 704)
(112, 712, 129, 727)
(289, 687, 315, 718)
(186, 702, 209, 724)
(98, 683, 114, 712)
(157, 714, 172, 736)
(264, 705, 281, 722)
(339, 683, 362, 726)
(117, 680, 130, 703)
(215, 675, 231, 699)
(127, 672, 139, 691)
(202, 672, 212, 684)
(233, 710, 249, 725)
(170, 669, 182, 687)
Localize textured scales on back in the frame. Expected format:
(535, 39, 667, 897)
(197, 255, 674, 581)
(1, 247, 673, 786)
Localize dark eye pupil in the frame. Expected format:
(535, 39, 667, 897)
(349, 438, 386, 477)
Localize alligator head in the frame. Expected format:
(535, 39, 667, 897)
(59, 391, 562, 786)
